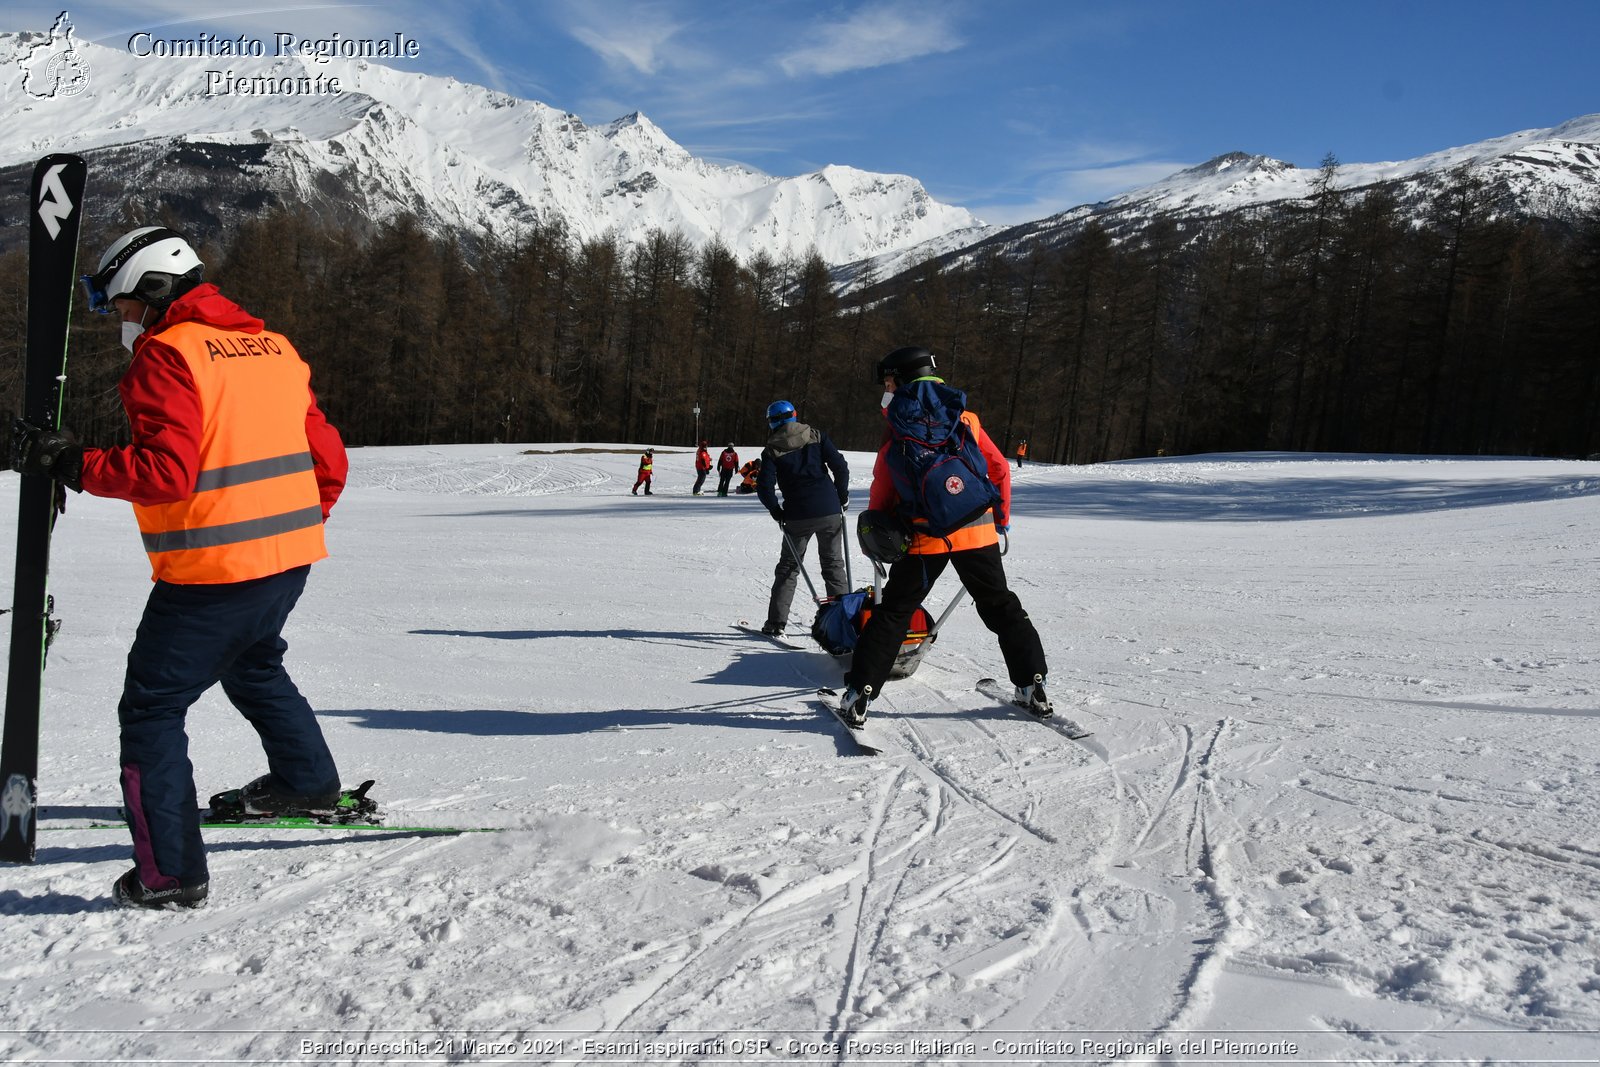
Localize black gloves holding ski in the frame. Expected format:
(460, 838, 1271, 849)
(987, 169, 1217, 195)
(11, 420, 83, 492)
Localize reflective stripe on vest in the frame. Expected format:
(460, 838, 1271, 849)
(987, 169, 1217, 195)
(192, 451, 315, 493)
(133, 321, 328, 584)
(141, 503, 324, 554)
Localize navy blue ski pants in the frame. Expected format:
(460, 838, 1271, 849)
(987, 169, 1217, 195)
(120, 565, 339, 888)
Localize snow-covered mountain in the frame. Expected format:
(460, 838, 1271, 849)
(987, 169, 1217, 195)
(843, 113, 1600, 287)
(0, 19, 979, 264)
(3, 16, 1594, 286)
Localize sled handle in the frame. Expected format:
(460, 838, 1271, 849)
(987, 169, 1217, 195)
(840, 508, 853, 591)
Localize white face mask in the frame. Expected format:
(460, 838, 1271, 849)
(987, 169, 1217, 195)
(121, 320, 145, 353)
(880, 388, 895, 409)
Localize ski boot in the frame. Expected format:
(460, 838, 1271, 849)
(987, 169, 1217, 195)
(1015, 674, 1054, 719)
(112, 868, 208, 911)
(207, 777, 379, 825)
(838, 685, 872, 728)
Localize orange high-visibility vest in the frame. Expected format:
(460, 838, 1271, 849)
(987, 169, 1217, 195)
(132, 322, 327, 584)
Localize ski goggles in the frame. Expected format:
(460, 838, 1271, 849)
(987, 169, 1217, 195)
(79, 271, 115, 314)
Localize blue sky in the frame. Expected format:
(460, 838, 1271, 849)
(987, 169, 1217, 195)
(17, 0, 1599, 225)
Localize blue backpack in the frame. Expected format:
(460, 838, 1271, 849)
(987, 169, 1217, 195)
(883, 380, 1001, 540)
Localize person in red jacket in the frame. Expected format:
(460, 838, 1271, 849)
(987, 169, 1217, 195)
(716, 444, 739, 496)
(692, 440, 712, 495)
(14, 227, 348, 910)
(836, 346, 1048, 727)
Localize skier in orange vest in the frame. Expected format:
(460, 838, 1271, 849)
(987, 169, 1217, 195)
(632, 448, 655, 495)
(14, 227, 348, 910)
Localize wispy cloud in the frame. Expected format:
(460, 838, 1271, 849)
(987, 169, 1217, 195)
(778, 2, 963, 78)
(962, 145, 1194, 226)
(570, 22, 682, 76)
(555, 0, 698, 76)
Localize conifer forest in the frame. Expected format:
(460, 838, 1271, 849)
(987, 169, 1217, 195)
(4, 168, 1598, 465)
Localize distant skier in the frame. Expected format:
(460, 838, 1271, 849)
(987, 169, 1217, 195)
(716, 444, 739, 496)
(692, 440, 712, 495)
(632, 448, 654, 495)
(13, 227, 348, 910)
(755, 401, 850, 635)
(1016, 439, 1028, 468)
(836, 346, 1049, 727)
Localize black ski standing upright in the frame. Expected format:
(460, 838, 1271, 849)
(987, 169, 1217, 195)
(1, 154, 86, 864)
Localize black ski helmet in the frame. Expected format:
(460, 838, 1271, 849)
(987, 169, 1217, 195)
(874, 346, 937, 383)
(857, 509, 912, 565)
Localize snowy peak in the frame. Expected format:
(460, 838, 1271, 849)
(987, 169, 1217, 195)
(1177, 152, 1295, 179)
(1117, 114, 1600, 218)
(1129, 152, 1303, 208)
(600, 111, 694, 169)
(0, 28, 980, 265)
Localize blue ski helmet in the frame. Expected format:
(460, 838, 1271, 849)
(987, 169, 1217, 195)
(766, 400, 796, 428)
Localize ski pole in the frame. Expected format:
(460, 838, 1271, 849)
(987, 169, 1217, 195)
(781, 528, 824, 605)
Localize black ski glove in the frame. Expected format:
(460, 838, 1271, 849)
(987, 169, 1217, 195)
(11, 421, 83, 492)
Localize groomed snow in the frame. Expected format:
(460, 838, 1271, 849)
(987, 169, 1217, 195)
(4, 447, 1600, 1064)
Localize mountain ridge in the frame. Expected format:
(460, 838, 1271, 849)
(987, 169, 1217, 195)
(2, 20, 1595, 287)
(841, 112, 1600, 288)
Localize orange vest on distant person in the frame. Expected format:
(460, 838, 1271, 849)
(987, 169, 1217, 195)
(132, 321, 327, 584)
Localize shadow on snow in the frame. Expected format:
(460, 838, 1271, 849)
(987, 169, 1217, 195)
(1010, 469, 1600, 523)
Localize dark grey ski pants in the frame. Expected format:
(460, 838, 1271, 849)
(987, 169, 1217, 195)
(767, 513, 849, 628)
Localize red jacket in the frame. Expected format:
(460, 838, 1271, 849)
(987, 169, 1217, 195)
(80, 284, 347, 520)
(695, 447, 712, 472)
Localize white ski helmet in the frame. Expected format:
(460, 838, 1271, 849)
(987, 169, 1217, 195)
(81, 226, 204, 313)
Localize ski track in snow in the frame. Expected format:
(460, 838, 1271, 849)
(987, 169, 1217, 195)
(3, 446, 1600, 1064)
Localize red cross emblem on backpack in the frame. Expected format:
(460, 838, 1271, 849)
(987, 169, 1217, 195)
(944, 475, 965, 495)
